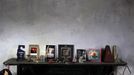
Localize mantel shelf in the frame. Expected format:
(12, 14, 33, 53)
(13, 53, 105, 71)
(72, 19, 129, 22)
(3, 58, 127, 66)
(3, 58, 127, 75)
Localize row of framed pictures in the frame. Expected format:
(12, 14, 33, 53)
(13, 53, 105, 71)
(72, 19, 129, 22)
(28, 44, 101, 63)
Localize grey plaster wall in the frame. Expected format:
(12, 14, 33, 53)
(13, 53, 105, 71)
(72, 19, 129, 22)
(0, 0, 134, 74)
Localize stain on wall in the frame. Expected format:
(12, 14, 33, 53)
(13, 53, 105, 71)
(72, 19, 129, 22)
(0, 0, 134, 74)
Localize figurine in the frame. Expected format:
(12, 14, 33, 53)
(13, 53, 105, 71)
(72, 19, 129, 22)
(78, 56, 85, 63)
(72, 56, 77, 63)
(17, 45, 25, 61)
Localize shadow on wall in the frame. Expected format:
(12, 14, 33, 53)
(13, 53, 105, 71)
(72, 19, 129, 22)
(125, 0, 134, 6)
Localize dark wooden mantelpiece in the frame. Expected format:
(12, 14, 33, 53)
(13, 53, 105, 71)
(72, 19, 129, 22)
(3, 58, 127, 75)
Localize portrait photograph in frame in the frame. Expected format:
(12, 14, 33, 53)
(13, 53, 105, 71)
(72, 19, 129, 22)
(46, 45, 55, 60)
(77, 49, 86, 63)
(58, 44, 74, 62)
(86, 48, 101, 63)
(28, 44, 40, 61)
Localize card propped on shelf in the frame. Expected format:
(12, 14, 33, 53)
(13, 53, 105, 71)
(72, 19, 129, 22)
(28, 44, 40, 62)
(87, 48, 101, 63)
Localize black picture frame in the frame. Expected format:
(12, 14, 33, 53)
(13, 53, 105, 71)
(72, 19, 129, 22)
(77, 49, 86, 62)
(46, 45, 55, 59)
(58, 44, 74, 62)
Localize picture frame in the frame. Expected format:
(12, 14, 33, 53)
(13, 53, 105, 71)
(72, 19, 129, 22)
(58, 44, 74, 62)
(46, 45, 55, 59)
(28, 44, 40, 60)
(77, 49, 86, 62)
(86, 48, 101, 63)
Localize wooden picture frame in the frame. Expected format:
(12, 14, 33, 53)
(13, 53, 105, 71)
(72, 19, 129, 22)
(46, 45, 55, 59)
(58, 44, 74, 62)
(29, 44, 40, 59)
(86, 48, 101, 63)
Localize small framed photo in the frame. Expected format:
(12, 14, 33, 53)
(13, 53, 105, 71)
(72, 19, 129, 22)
(46, 45, 55, 59)
(29, 44, 40, 58)
(58, 44, 74, 62)
(77, 49, 86, 62)
(86, 48, 101, 63)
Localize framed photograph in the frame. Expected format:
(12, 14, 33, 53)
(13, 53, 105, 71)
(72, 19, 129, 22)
(29, 44, 40, 58)
(77, 49, 86, 62)
(58, 44, 74, 62)
(86, 48, 101, 63)
(46, 45, 55, 59)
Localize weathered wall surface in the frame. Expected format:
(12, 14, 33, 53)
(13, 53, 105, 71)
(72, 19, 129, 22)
(0, 0, 134, 74)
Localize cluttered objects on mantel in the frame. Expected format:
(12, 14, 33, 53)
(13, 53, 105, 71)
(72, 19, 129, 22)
(16, 44, 121, 64)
